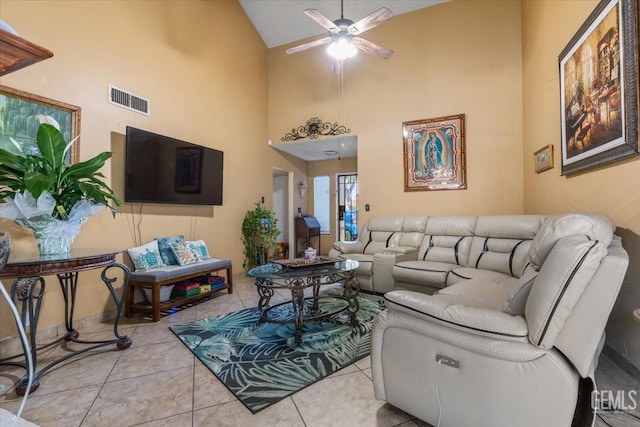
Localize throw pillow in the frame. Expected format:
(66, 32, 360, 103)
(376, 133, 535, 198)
(128, 241, 166, 271)
(169, 240, 200, 266)
(155, 235, 185, 265)
(186, 240, 211, 260)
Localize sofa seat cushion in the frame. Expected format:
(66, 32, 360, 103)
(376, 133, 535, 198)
(447, 267, 515, 286)
(384, 290, 529, 341)
(393, 261, 457, 289)
(129, 258, 231, 283)
(337, 253, 373, 276)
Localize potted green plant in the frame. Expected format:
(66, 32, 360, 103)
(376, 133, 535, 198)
(0, 122, 121, 255)
(241, 202, 280, 269)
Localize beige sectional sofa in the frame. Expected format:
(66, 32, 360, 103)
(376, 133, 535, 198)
(329, 214, 549, 295)
(341, 213, 628, 426)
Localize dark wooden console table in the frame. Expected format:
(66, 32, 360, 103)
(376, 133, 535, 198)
(0, 249, 132, 395)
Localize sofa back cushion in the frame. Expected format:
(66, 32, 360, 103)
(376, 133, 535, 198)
(360, 216, 426, 255)
(398, 216, 428, 248)
(418, 216, 476, 265)
(468, 216, 547, 278)
(525, 235, 608, 349)
(529, 213, 614, 268)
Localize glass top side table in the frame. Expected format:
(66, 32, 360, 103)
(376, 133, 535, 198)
(0, 248, 132, 395)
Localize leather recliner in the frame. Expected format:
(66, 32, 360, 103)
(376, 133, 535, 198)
(371, 213, 629, 427)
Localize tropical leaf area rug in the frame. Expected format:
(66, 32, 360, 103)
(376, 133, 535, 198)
(169, 290, 385, 413)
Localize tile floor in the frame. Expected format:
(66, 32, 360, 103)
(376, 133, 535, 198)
(0, 276, 639, 427)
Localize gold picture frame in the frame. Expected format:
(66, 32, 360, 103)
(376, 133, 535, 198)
(403, 114, 466, 191)
(534, 144, 554, 173)
(558, 0, 639, 175)
(0, 85, 80, 164)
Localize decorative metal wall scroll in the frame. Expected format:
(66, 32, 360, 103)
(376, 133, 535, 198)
(281, 117, 351, 141)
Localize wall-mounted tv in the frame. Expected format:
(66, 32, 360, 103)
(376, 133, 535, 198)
(125, 126, 223, 205)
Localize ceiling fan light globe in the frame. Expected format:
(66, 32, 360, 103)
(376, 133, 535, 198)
(327, 38, 357, 60)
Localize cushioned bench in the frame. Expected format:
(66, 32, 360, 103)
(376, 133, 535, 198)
(125, 258, 233, 322)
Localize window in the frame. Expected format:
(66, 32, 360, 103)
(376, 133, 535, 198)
(313, 176, 330, 234)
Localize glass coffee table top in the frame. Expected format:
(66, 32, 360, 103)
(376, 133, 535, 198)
(248, 258, 359, 280)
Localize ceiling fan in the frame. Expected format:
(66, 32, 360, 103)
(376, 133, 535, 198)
(286, 0, 394, 71)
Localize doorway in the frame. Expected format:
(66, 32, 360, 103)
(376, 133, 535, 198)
(272, 168, 294, 259)
(337, 173, 358, 241)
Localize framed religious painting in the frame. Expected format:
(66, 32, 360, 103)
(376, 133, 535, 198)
(559, 0, 639, 175)
(403, 114, 466, 191)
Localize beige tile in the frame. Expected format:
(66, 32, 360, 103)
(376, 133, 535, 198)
(0, 384, 100, 427)
(293, 370, 413, 427)
(83, 367, 193, 426)
(355, 355, 371, 370)
(129, 322, 180, 347)
(0, 408, 39, 427)
(193, 399, 304, 427)
(327, 362, 359, 378)
(195, 299, 246, 320)
(361, 367, 373, 381)
(14, 347, 122, 395)
(192, 363, 236, 410)
(107, 340, 194, 382)
(134, 411, 193, 426)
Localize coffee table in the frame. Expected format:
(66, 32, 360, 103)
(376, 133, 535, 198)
(248, 258, 360, 344)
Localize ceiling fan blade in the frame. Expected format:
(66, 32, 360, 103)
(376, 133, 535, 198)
(351, 37, 394, 59)
(348, 7, 393, 35)
(304, 9, 339, 33)
(331, 59, 343, 75)
(286, 37, 332, 54)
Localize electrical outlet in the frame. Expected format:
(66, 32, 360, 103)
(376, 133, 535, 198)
(24, 315, 30, 328)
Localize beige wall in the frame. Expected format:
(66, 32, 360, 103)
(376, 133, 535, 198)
(522, 0, 640, 370)
(0, 0, 288, 338)
(269, 0, 525, 223)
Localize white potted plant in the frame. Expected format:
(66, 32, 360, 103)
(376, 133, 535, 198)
(0, 119, 121, 255)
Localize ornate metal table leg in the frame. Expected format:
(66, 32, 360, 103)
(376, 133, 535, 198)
(101, 263, 132, 350)
(10, 277, 45, 395)
(343, 274, 360, 326)
(57, 272, 80, 339)
(256, 278, 274, 310)
(311, 281, 321, 311)
(256, 278, 274, 324)
(291, 288, 305, 344)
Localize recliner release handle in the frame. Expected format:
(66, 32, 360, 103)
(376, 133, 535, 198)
(436, 354, 459, 368)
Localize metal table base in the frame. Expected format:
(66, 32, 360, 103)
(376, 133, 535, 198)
(0, 250, 132, 395)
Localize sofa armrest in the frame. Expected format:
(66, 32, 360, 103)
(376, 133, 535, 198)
(381, 246, 419, 255)
(372, 251, 420, 294)
(384, 290, 529, 341)
(332, 241, 364, 254)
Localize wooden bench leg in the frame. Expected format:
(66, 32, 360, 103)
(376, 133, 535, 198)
(152, 284, 161, 322)
(226, 265, 233, 294)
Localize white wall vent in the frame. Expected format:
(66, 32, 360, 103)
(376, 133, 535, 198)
(108, 84, 150, 115)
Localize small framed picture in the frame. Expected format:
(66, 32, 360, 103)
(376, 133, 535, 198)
(534, 144, 554, 173)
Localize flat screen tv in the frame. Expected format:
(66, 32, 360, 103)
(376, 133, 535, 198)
(125, 126, 223, 205)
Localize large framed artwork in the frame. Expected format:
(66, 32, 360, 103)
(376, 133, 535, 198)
(403, 114, 466, 191)
(559, 0, 639, 175)
(0, 85, 81, 164)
